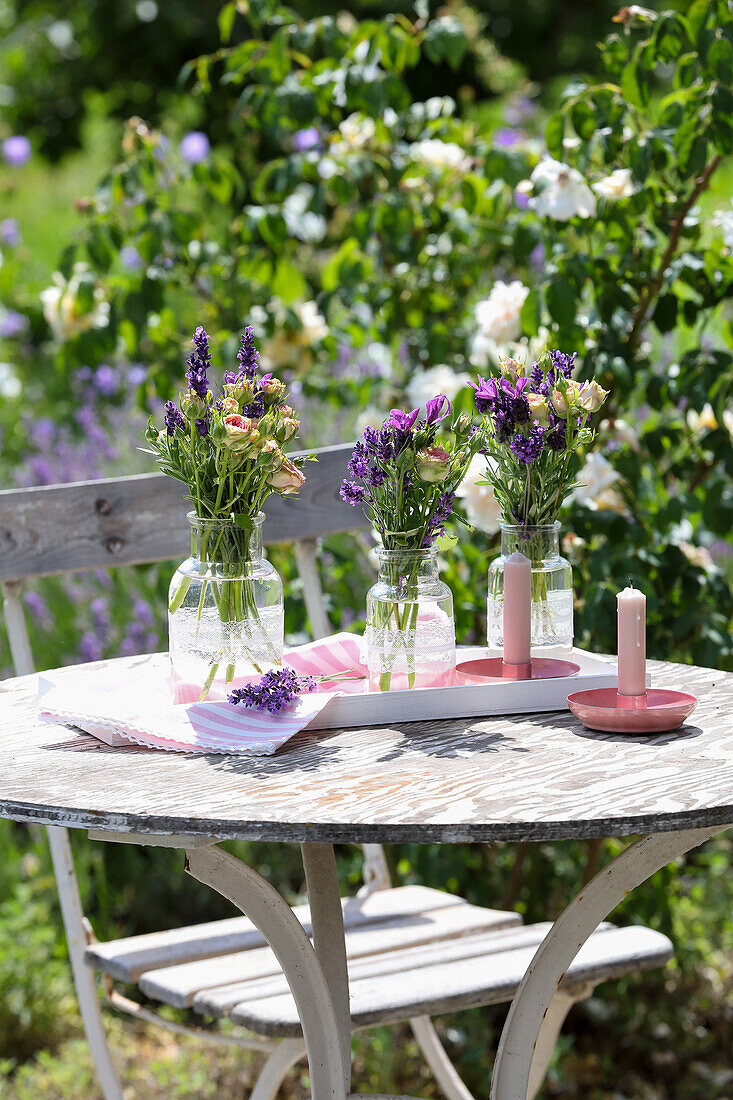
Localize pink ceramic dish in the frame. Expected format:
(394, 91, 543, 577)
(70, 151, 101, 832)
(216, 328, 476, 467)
(567, 687, 697, 734)
(455, 657, 580, 684)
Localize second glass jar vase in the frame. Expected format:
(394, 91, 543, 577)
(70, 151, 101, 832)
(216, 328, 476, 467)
(487, 522, 573, 654)
(168, 512, 284, 701)
(366, 547, 456, 691)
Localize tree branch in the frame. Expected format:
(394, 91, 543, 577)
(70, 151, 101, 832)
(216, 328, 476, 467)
(626, 154, 723, 353)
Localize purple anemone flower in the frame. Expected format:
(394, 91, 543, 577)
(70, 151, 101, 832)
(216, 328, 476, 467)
(386, 407, 420, 432)
(425, 393, 451, 425)
(179, 131, 210, 165)
(2, 136, 31, 167)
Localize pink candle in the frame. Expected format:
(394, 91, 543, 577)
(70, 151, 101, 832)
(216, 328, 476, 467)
(617, 584, 646, 696)
(503, 551, 531, 666)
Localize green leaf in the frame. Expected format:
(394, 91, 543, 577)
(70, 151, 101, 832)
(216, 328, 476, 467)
(218, 2, 237, 44)
(652, 294, 678, 334)
(546, 278, 576, 329)
(708, 36, 733, 83)
(232, 513, 253, 531)
(544, 113, 565, 159)
(520, 287, 542, 336)
(422, 16, 469, 70)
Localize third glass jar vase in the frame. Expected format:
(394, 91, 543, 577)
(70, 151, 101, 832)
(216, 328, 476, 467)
(487, 522, 573, 654)
(168, 512, 283, 702)
(366, 547, 456, 692)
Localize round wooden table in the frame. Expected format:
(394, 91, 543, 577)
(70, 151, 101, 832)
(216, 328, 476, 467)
(0, 654, 731, 1100)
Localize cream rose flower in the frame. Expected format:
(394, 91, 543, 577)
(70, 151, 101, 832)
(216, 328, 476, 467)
(222, 414, 259, 454)
(576, 379, 610, 413)
(267, 457, 306, 494)
(527, 392, 550, 425)
(261, 300, 328, 370)
(455, 455, 501, 535)
(592, 168, 635, 201)
(473, 281, 529, 345)
(355, 407, 388, 437)
(529, 158, 596, 221)
(569, 453, 626, 513)
(551, 380, 581, 417)
(687, 404, 718, 433)
(417, 445, 452, 483)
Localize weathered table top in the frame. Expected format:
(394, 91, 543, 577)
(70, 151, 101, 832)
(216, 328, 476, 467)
(1, 656, 731, 844)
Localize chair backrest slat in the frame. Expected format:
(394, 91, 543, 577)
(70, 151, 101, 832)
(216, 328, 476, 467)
(0, 443, 366, 583)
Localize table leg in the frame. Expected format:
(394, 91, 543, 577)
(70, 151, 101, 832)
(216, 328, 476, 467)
(186, 844, 347, 1100)
(302, 842, 352, 1095)
(490, 825, 727, 1100)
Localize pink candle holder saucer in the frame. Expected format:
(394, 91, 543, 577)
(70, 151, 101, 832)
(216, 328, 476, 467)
(455, 657, 580, 684)
(567, 687, 697, 734)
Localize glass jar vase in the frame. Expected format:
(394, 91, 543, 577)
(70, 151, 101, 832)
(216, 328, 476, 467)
(366, 547, 456, 692)
(487, 522, 573, 654)
(168, 511, 283, 702)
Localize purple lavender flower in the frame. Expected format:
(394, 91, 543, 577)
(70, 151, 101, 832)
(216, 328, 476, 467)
(120, 245, 144, 272)
(228, 667, 317, 714)
(529, 243, 545, 271)
(504, 94, 536, 127)
(195, 417, 209, 437)
(340, 480, 368, 506)
(0, 308, 28, 338)
(164, 400, 185, 435)
(2, 136, 31, 167)
(293, 127, 321, 152)
(94, 364, 120, 396)
(0, 218, 21, 246)
(423, 491, 455, 545)
(23, 590, 52, 626)
(237, 326, 260, 378)
(185, 326, 211, 399)
(179, 131, 210, 164)
(78, 631, 103, 664)
(127, 363, 148, 386)
(510, 426, 545, 463)
(549, 350, 576, 378)
(347, 440, 370, 479)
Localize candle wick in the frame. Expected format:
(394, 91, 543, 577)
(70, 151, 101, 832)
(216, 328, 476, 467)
(628, 577, 633, 587)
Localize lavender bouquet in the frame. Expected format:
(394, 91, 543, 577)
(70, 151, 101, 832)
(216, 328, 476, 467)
(341, 396, 482, 690)
(145, 326, 309, 698)
(473, 349, 609, 648)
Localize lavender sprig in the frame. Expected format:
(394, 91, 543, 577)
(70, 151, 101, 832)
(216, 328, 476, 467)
(228, 667, 317, 713)
(185, 326, 211, 400)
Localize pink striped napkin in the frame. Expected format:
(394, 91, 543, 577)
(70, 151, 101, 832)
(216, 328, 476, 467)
(36, 633, 370, 755)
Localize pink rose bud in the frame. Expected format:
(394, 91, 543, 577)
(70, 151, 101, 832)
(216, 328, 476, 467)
(267, 457, 306, 494)
(416, 444, 452, 483)
(550, 380, 581, 418)
(259, 439, 283, 469)
(222, 414, 258, 453)
(527, 393, 550, 425)
(276, 415, 299, 442)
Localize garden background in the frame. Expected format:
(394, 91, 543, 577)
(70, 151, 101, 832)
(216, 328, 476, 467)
(0, 0, 731, 1096)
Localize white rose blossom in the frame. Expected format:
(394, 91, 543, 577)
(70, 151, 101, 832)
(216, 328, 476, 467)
(260, 300, 328, 370)
(409, 139, 471, 174)
(592, 168, 635, 201)
(472, 280, 529, 347)
(456, 455, 502, 535)
(529, 158, 597, 221)
(331, 113, 376, 158)
(470, 327, 549, 371)
(569, 453, 627, 513)
(599, 417, 640, 453)
(40, 263, 110, 342)
(354, 406, 388, 438)
(406, 363, 470, 416)
(712, 201, 733, 250)
(282, 185, 327, 243)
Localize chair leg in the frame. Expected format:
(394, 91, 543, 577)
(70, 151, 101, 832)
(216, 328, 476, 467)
(47, 826, 124, 1100)
(250, 1038, 307, 1100)
(410, 1017, 475, 1100)
(526, 985, 593, 1100)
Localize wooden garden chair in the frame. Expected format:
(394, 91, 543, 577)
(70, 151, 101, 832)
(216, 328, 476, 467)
(0, 442, 672, 1100)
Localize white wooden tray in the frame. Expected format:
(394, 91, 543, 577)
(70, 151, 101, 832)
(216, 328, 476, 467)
(304, 647, 630, 731)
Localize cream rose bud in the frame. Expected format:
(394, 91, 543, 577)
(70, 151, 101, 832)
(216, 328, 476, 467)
(222, 395, 239, 414)
(259, 439, 283, 469)
(276, 416, 299, 442)
(267, 457, 307, 494)
(577, 379, 609, 413)
(232, 377, 254, 404)
(181, 390, 207, 419)
(550, 380, 581, 417)
(527, 393, 550, 425)
(222, 414, 257, 452)
(416, 445, 452, 483)
(262, 377, 286, 405)
(502, 356, 527, 381)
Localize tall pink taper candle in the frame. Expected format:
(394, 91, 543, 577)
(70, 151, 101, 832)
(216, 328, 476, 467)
(503, 551, 531, 666)
(617, 583, 646, 696)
